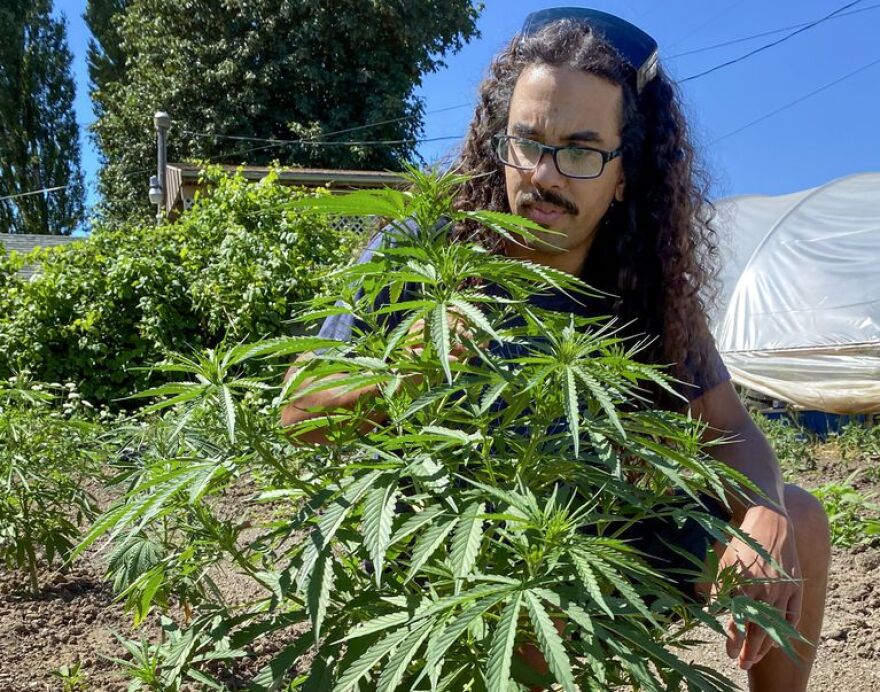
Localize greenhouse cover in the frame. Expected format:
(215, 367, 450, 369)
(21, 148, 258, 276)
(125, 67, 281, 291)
(711, 172, 880, 414)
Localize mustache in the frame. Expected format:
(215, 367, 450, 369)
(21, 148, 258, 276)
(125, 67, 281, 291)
(517, 189, 578, 215)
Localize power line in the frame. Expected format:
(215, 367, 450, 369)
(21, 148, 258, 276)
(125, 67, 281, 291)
(680, 0, 866, 83)
(181, 131, 463, 148)
(668, 2, 880, 59)
(0, 185, 70, 203)
(179, 103, 472, 147)
(712, 54, 880, 143)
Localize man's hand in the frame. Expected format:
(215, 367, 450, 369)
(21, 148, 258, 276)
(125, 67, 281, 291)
(403, 309, 485, 374)
(713, 505, 803, 670)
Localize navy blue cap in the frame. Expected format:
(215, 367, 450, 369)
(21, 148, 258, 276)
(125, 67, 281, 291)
(521, 7, 659, 93)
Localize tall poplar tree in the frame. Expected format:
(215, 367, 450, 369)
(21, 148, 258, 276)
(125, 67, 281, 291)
(0, 0, 85, 236)
(84, 0, 129, 118)
(87, 0, 481, 226)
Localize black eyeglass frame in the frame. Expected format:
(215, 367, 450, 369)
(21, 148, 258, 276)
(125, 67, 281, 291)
(493, 134, 622, 180)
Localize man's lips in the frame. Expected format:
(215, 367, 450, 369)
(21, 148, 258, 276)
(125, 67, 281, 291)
(522, 202, 568, 225)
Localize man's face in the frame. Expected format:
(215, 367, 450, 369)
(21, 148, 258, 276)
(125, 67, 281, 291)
(503, 64, 626, 273)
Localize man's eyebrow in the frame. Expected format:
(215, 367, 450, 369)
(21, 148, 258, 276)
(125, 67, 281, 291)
(510, 123, 539, 137)
(564, 129, 603, 143)
(509, 123, 604, 144)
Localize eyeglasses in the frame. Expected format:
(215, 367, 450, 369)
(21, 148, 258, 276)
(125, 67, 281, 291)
(520, 7, 659, 93)
(493, 134, 621, 179)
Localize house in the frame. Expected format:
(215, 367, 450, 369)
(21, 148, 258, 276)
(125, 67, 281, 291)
(0, 233, 82, 279)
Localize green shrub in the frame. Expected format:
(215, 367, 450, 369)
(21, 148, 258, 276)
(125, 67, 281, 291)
(829, 421, 880, 465)
(0, 167, 360, 407)
(80, 170, 798, 691)
(749, 411, 815, 476)
(811, 475, 880, 549)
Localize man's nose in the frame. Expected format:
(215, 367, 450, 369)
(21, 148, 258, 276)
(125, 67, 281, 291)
(529, 149, 565, 189)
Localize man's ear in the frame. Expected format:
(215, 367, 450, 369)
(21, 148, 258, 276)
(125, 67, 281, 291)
(614, 171, 626, 202)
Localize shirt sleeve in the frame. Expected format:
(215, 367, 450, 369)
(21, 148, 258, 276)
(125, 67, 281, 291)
(314, 229, 386, 345)
(314, 219, 422, 347)
(679, 331, 731, 402)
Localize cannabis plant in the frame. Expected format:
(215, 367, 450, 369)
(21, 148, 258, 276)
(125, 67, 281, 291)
(80, 169, 798, 690)
(0, 374, 104, 592)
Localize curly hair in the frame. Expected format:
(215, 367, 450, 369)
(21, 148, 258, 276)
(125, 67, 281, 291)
(451, 20, 719, 405)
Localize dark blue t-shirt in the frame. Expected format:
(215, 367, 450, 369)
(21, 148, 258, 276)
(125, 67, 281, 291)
(316, 221, 730, 403)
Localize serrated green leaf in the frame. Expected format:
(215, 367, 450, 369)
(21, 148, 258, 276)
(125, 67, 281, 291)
(564, 368, 579, 457)
(447, 297, 502, 341)
(307, 548, 335, 642)
(337, 611, 412, 644)
(287, 188, 406, 218)
(422, 594, 508, 673)
(298, 471, 379, 591)
(332, 626, 411, 692)
(486, 591, 522, 692)
(450, 502, 485, 582)
(572, 366, 624, 438)
(406, 515, 458, 583)
(478, 380, 508, 415)
(571, 554, 614, 619)
(430, 302, 453, 384)
(523, 591, 575, 692)
(389, 503, 445, 546)
(376, 620, 433, 692)
(362, 479, 398, 586)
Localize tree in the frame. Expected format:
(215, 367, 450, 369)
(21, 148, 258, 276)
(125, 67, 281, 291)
(89, 0, 481, 226)
(84, 0, 130, 116)
(0, 0, 85, 236)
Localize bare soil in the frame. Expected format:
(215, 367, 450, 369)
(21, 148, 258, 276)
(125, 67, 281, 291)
(1, 447, 877, 691)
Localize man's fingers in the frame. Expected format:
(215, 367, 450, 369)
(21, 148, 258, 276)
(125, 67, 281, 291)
(725, 618, 743, 660)
(752, 626, 777, 668)
(739, 622, 768, 670)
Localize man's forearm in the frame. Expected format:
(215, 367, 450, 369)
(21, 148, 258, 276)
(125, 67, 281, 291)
(280, 371, 387, 445)
(704, 416, 787, 523)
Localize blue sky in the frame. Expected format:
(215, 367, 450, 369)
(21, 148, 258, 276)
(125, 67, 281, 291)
(60, 0, 879, 215)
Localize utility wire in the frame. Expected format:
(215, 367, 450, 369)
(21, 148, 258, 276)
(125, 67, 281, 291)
(0, 185, 70, 203)
(181, 132, 463, 147)
(681, 0, 866, 82)
(712, 54, 880, 143)
(178, 101, 472, 147)
(668, 2, 880, 59)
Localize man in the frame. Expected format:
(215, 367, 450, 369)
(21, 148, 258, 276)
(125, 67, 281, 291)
(282, 8, 830, 691)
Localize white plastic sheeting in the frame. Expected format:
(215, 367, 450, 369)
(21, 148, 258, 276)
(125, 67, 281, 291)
(710, 173, 880, 414)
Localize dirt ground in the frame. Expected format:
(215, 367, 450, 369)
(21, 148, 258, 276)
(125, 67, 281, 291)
(1, 447, 877, 691)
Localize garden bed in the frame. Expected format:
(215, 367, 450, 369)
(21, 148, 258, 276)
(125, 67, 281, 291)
(1, 441, 877, 691)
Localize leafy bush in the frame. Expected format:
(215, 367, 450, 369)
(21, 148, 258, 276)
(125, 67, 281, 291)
(811, 475, 880, 549)
(79, 171, 799, 690)
(829, 421, 880, 465)
(0, 374, 107, 591)
(749, 411, 815, 476)
(0, 167, 360, 407)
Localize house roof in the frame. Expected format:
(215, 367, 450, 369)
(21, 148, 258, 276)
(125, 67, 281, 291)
(0, 233, 82, 279)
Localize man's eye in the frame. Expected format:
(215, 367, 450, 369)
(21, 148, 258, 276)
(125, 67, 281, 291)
(564, 148, 589, 161)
